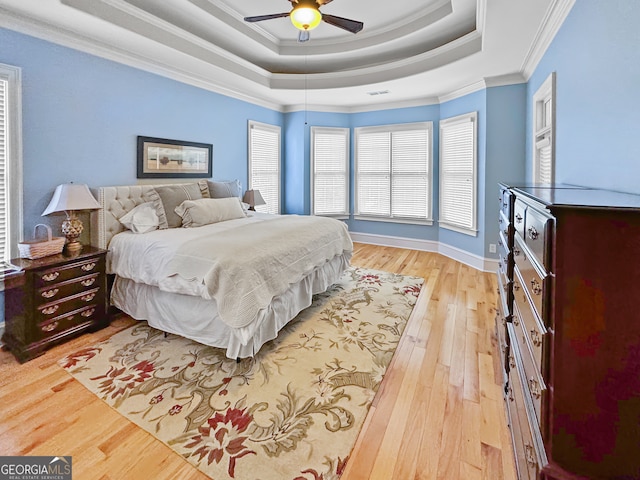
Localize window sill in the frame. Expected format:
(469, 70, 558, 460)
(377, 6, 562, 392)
(438, 222, 478, 237)
(353, 215, 434, 226)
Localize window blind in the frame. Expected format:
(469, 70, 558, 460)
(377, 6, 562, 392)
(355, 123, 431, 222)
(533, 73, 555, 184)
(439, 112, 477, 233)
(311, 127, 349, 216)
(248, 121, 280, 215)
(0, 78, 7, 262)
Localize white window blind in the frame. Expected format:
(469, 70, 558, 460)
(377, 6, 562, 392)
(0, 64, 22, 266)
(533, 73, 555, 185)
(248, 120, 280, 215)
(311, 127, 349, 216)
(439, 112, 477, 235)
(355, 122, 432, 223)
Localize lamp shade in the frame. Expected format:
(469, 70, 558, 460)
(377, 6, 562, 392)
(42, 183, 101, 216)
(243, 189, 266, 208)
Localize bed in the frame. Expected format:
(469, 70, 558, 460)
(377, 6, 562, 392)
(90, 181, 353, 359)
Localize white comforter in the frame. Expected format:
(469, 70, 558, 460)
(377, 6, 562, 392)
(108, 212, 353, 329)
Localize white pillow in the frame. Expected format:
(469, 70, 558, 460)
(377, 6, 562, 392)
(175, 197, 246, 228)
(118, 202, 160, 234)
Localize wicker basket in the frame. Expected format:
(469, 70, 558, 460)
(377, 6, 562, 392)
(18, 224, 66, 259)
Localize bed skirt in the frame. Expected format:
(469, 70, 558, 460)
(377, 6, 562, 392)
(110, 253, 350, 359)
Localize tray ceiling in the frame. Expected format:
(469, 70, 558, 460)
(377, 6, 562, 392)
(0, 0, 558, 110)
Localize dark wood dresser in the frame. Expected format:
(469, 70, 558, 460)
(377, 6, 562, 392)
(2, 246, 108, 363)
(496, 184, 640, 480)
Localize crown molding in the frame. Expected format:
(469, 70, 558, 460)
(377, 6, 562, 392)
(282, 96, 440, 114)
(0, 7, 284, 112)
(520, 0, 576, 79)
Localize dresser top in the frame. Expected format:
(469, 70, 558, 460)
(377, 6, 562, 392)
(11, 245, 107, 271)
(509, 184, 640, 211)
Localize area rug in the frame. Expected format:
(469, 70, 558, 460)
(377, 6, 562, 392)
(59, 267, 423, 480)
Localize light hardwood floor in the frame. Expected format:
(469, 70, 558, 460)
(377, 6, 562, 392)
(0, 244, 515, 480)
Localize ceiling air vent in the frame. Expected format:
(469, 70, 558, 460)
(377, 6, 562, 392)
(367, 90, 390, 96)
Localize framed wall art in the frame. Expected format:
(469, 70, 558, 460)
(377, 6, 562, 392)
(137, 136, 213, 178)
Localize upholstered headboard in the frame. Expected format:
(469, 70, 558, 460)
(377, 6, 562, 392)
(90, 184, 163, 249)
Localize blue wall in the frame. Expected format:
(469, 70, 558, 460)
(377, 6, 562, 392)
(0, 27, 283, 240)
(527, 1, 640, 193)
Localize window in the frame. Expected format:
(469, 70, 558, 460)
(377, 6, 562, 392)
(533, 72, 555, 184)
(311, 127, 349, 216)
(0, 63, 23, 267)
(439, 112, 477, 235)
(355, 122, 432, 223)
(248, 120, 280, 214)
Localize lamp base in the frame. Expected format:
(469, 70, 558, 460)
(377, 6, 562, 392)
(64, 240, 83, 255)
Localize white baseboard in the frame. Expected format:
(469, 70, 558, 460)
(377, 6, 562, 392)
(350, 231, 499, 273)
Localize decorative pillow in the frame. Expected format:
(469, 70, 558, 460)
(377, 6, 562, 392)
(152, 180, 210, 229)
(175, 197, 246, 228)
(118, 202, 160, 234)
(208, 179, 242, 199)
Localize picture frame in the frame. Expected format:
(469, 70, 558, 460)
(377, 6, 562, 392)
(137, 136, 213, 178)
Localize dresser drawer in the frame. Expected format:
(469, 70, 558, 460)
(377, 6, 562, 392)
(514, 237, 548, 320)
(499, 184, 513, 219)
(514, 199, 526, 239)
(513, 290, 547, 377)
(523, 205, 553, 271)
(34, 256, 103, 288)
(512, 303, 547, 425)
(498, 210, 511, 240)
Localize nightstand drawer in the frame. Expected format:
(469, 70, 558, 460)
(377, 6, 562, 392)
(36, 288, 102, 320)
(36, 273, 101, 302)
(38, 304, 99, 339)
(35, 256, 103, 287)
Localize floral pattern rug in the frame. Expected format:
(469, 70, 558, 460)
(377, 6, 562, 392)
(60, 267, 423, 480)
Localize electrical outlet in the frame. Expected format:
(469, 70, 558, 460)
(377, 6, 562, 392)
(489, 243, 497, 254)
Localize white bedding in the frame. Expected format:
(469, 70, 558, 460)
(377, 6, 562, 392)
(108, 212, 353, 351)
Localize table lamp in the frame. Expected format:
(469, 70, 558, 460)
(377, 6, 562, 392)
(42, 183, 101, 254)
(243, 189, 266, 211)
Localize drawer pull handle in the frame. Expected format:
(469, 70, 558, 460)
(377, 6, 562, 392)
(41, 288, 59, 299)
(42, 272, 59, 282)
(530, 329, 542, 347)
(530, 278, 542, 295)
(509, 355, 516, 370)
(41, 305, 59, 315)
(529, 377, 542, 399)
(515, 213, 523, 224)
(524, 443, 537, 468)
(527, 226, 539, 240)
(81, 308, 95, 317)
(513, 315, 520, 327)
(81, 293, 96, 302)
(513, 282, 520, 291)
(513, 247, 520, 257)
(41, 321, 58, 332)
(508, 386, 514, 402)
(81, 262, 96, 271)
(81, 278, 96, 287)
(503, 228, 508, 237)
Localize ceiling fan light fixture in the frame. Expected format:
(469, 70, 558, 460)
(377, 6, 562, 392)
(290, 6, 322, 31)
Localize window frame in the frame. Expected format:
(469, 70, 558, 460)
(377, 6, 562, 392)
(247, 120, 281, 215)
(438, 111, 478, 236)
(532, 72, 556, 185)
(354, 121, 433, 225)
(310, 126, 350, 218)
(0, 63, 24, 266)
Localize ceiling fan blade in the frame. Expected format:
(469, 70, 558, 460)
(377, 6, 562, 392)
(298, 30, 310, 42)
(244, 12, 290, 23)
(321, 14, 363, 34)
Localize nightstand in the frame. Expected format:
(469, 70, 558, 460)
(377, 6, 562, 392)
(2, 246, 109, 363)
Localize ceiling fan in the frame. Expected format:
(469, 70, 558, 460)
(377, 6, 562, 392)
(244, 0, 364, 43)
